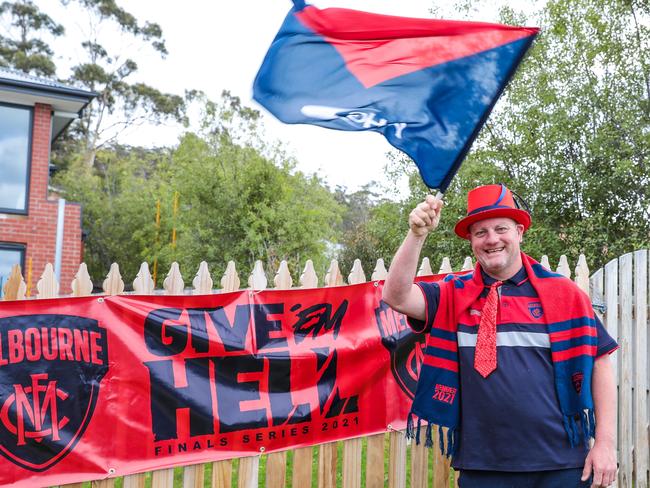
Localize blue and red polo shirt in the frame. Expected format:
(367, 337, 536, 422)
(408, 266, 618, 471)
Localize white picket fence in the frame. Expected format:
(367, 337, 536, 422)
(1, 250, 647, 487)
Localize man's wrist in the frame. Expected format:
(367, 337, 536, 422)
(408, 228, 431, 240)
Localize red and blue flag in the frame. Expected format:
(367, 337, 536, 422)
(253, 1, 539, 191)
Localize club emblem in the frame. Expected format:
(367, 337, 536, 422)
(572, 372, 584, 394)
(528, 301, 543, 319)
(375, 300, 425, 400)
(0, 315, 108, 471)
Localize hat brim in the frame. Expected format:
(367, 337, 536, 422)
(454, 208, 531, 239)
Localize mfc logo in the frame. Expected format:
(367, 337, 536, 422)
(1, 373, 69, 447)
(301, 105, 407, 138)
(0, 315, 108, 472)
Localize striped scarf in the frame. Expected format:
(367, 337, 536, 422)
(407, 253, 597, 456)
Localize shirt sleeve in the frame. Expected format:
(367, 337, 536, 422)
(594, 314, 618, 357)
(406, 281, 440, 334)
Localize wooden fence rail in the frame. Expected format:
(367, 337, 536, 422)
(1, 250, 646, 487)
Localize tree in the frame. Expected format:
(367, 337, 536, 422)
(58, 0, 187, 166)
(0, 0, 63, 76)
(53, 93, 344, 285)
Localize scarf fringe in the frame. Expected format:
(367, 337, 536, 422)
(425, 422, 433, 448)
(563, 409, 596, 448)
(406, 413, 456, 457)
(406, 412, 414, 440)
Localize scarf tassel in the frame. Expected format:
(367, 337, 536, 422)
(406, 412, 415, 440)
(415, 418, 422, 445)
(425, 422, 433, 448)
(435, 425, 458, 458)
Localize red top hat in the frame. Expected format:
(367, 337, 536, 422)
(454, 184, 531, 239)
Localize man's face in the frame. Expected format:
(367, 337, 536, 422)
(468, 217, 524, 280)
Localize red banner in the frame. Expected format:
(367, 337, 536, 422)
(0, 280, 437, 487)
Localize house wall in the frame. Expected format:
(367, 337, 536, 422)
(0, 103, 83, 294)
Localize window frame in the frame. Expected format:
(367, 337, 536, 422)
(0, 101, 34, 215)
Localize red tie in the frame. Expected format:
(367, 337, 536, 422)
(474, 281, 503, 378)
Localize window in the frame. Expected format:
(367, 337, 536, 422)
(0, 103, 32, 213)
(0, 243, 25, 298)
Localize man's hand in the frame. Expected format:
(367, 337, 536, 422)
(409, 195, 443, 236)
(582, 440, 617, 487)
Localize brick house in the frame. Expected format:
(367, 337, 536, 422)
(0, 68, 95, 296)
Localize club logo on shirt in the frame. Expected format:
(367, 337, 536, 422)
(571, 372, 584, 394)
(527, 301, 543, 319)
(432, 384, 457, 405)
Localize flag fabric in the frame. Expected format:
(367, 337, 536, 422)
(253, 2, 539, 191)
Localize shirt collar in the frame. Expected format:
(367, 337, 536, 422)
(481, 266, 528, 287)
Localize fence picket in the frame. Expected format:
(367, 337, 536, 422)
(102, 263, 124, 296)
(417, 257, 433, 277)
(342, 438, 362, 488)
(461, 256, 473, 271)
(300, 259, 319, 288)
(265, 262, 293, 488)
(574, 254, 589, 294)
(292, 264, 318, 487)
(71, 263, 93, 297)
(432, 427, 452, 488)
(365, 434, 385, 488)
(2, 264, 25, 300)
(410, 439, 428, 488)
(192, 261, 213, 294)
(340, 262, 366, 488)
(634, 250, 648, 488)
(133, 262, 155, 295)
(182, 462, 204, 488)
(249, 260, 268, 290)
(618, 253, 633, 487)
(92, 479, 115, 488)
(540, 255, 550, 269)
(292, 447, 314, 488)
(388, 430, 406, 488)
(37, 263, 59, 298)
(372, 259, 388, 281)
(317, 442, 337, 488)
(438, 257, 452, 274)
(151, 467, 174, 488)
(556, 255, 570, 278)
(163, 262, 185, 294)
(212, 459, 232, 488)
(325, 259, 344, 287)
(221, 260, 240, 292)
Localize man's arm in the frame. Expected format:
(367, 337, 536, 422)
(382, 195, 442, 321)
(581, 354, 618, 487)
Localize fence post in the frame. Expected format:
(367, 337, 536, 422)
(265, 260, 292, 488)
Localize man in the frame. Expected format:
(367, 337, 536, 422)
(382, 184, 617, 488)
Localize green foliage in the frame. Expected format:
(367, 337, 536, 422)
(53, 94, 343, 286)
(0, 0, 63, 76)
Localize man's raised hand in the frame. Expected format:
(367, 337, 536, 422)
(408, 195, 443, 236)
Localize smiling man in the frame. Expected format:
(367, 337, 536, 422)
(382, 184, 618, 488)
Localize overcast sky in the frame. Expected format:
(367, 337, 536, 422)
(48, 0, 511, 194)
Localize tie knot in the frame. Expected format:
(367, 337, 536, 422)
(491, 281, 503, 289)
